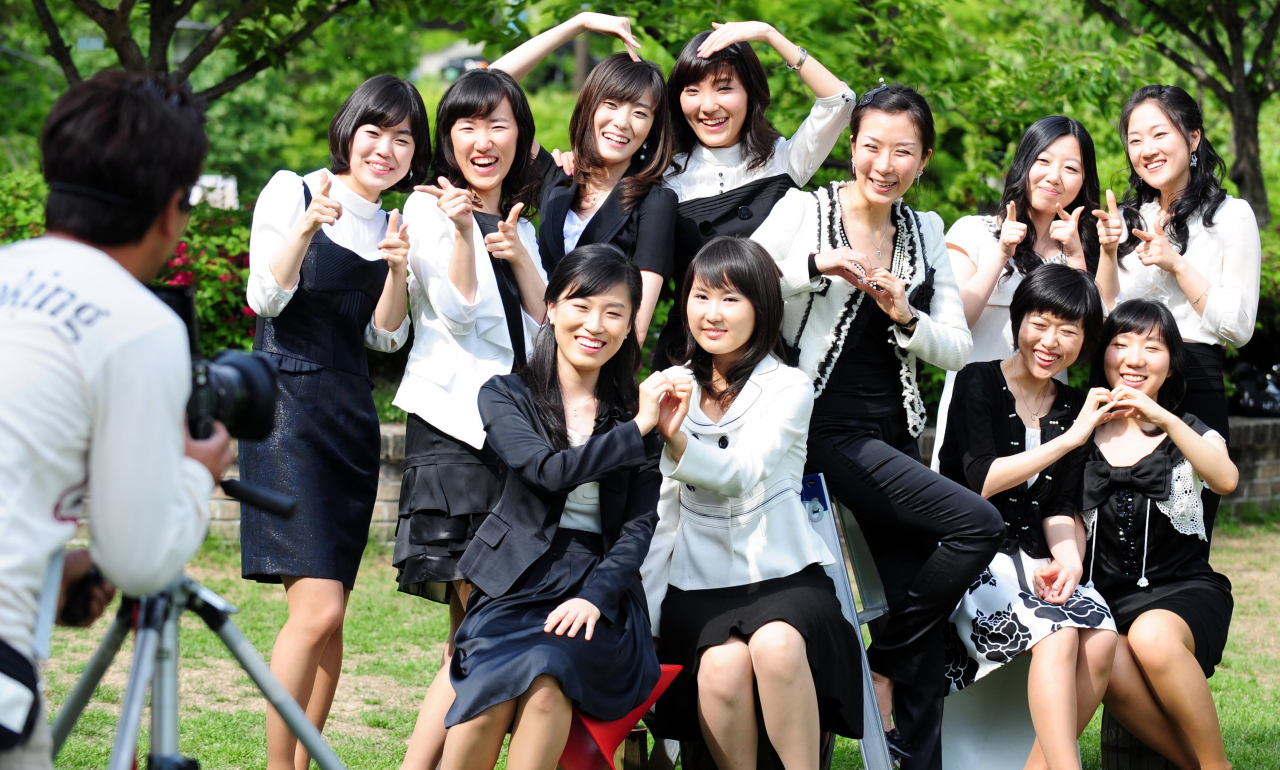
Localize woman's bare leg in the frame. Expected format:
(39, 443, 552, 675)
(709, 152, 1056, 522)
(748, 622, 820, 770)
(506, 675, 573, 770)
(1103, 636, 1199, 770)
(697, 638, 757, 770)
(402, 581, 470, 770)
(294, 589, 350, 770)
(267, 577, 348, 770)
(1023, 627, 1081, 770)
(439, 697, 515, 770)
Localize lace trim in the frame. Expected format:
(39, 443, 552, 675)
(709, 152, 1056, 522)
(1154, 457, 1209, 541)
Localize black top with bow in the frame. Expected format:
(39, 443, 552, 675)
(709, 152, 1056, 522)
(938, 360, 1087, 558)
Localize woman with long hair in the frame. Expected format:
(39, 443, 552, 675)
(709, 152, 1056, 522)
(931, 115, 1102, 468)
(240, 74, 429, 770)
(641, 237, 864, 769)
(1094, 84, 1261, 526)
(752, 84, 1003, 769)
(489, 12, 677, 341)
(440, 244, 668, 770)
(394, 67, 547, 769)
(1083, 300, 1238, 770)
(939, 264, 1117, 770)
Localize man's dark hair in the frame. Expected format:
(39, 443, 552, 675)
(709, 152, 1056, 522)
(41, 70, 208, 246)
(328, 74, 432, 193)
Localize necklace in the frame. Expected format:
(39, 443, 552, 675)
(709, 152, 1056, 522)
(843, 188, 890, 262)
(1010, 374, 1052, 426)
(567, 395, 595, 420)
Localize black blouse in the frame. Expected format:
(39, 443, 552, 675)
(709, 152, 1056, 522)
(534, 149, 676, 279)
(938, 360, 1087, 558)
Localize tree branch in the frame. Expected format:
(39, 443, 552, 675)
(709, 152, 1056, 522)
(175, 0, 265, 79)
(147, 0, 173, 70)
(1080, 0, 1232, 104)
(68, 0, 145, 68)
(1251, 2, 1280, 80)
(29, 0, 82, 83)
(195, 0, 360, 102)
(1133, 0, 1231, 76)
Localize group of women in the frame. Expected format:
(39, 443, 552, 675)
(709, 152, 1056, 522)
(236, 11, 1262, 770)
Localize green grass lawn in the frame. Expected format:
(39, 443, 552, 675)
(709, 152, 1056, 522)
(44, 526, 1280, 769)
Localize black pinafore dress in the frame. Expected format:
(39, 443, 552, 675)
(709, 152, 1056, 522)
(239, 181, 389, 589)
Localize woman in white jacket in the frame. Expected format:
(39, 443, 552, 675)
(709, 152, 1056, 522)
(642, 237, 864, 770)
(751, 84, 1003, 769)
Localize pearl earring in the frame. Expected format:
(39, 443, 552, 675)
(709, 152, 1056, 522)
(640, 141, 649, 161)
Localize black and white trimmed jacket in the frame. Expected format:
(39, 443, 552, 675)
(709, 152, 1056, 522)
(751, 183, 973, 436)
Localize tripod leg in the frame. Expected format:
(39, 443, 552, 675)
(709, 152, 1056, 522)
(51, 601, 133, 756)
(151, 587, 184, 757)
(108, 595, 168, 770)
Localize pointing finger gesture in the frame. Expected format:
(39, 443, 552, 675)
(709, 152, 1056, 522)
(301, 170, 342, 235)
(1093, 188, 1122, 257)
(378, 208, 410, 276)
(1131, 226, 1180, 273)
(484, 202, 530, 264)
(421, 176, 474, 234)
(998, 201, 1028, 258)
(1048, 204, 1085, 264)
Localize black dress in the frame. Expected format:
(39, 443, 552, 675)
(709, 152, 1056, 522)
(1081, 413, 1233, 678)
(239, 181, 388, 589)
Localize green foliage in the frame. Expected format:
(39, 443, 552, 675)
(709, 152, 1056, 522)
(0, 169, 46, 243)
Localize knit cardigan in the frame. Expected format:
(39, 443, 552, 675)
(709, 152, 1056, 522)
(751, 183, 973, 436)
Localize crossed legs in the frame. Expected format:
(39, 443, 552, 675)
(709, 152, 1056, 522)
(1022, 627, 1117, 770)
(440, 674, 571, 770)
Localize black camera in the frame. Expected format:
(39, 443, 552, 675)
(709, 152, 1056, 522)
(150, 284, 278, 440)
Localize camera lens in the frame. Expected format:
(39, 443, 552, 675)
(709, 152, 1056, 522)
(202, 351, 278, 440)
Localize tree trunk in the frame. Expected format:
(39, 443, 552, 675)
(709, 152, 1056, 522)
(1227, 92, 1271, 227)
(573, 36, 589, 91)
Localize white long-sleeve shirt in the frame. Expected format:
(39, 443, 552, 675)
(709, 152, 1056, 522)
(0, 237, 214, 658)
(247, 169, 409, 352)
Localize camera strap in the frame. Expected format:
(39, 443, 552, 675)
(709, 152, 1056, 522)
(0, 638, 38, 750)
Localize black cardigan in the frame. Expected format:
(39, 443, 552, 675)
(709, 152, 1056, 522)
(534, 149, 676, 279)
(460, 373, 663, 624)
(938, 360, 1087, 558)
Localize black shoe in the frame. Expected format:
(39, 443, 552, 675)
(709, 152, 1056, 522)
(885, 727, 913, 761)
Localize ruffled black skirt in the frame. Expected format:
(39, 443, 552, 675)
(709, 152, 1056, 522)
(446, 528, 661, 726)
(649, 564, 863, 741)
(392, 414, 502, 603)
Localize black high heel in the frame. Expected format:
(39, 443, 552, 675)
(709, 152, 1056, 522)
(884, 727, 913, 762)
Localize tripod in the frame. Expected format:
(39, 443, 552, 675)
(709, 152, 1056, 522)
(50, 575, 348, 770)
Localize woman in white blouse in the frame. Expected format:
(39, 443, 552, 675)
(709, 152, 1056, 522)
(1094, 84, 1261, 528)
(930, 115, 1103, 469)
(394, 67, 548, 770)
(240, 75, 426, 770)
(642, 237, 864, 769)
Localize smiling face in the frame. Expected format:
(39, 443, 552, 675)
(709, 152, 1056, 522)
(1103, 325, 1171, 398)
(547, 281, 634, 373)
(592, 90, 656, 168)
(850, 111, 931, 204)
(679, 69, 748, 149)
(450, 97, 519, 199)
(1015, 310, 1084, 381)
(1026, 135, 1084, 214)
(345, 118, 416, 198)
(687, 277, 756, 361)
(1126, 101, 1199, 194)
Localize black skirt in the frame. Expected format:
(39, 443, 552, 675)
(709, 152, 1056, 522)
(392, 414, 502, 603)
(446, 528, 661, 726)
(650, 564, 863, 740)
(239, 365, 379, 589)
(1108, 574, 1233, 678)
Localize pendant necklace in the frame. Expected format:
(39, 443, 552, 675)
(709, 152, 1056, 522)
(1011, 375, 1051, 427)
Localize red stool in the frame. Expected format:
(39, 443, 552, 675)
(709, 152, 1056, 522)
(558, 664, 681, 770)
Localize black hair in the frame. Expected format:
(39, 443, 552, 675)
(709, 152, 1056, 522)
(1008, 262, 1104, 361)
(997, 116, 1101, 278)
(1091, 299, 1188, 414)
(569, 53, 673, 211)
(42, 70, 207, 246)
(1117, 85, 1228, 262)
(849, 83, 935, 159)
(523, 243, 643, 450)
(329, 74, 432, 194)
(667, 31, 781, 173)
(673, 236, 788, 410)
(429, 68, 540, 218)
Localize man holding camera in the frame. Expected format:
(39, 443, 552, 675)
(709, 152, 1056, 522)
(0, 71, 233, 767)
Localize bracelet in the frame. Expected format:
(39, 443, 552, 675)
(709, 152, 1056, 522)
(787, 47, 808, 72)
(1190, 285, 1210, 308)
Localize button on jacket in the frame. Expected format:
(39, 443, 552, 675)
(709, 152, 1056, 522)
(641, 356, 836, 630)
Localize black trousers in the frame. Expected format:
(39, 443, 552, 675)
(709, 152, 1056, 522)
(1183, 343, 1230, 534)
(807, 396, 1003, 770)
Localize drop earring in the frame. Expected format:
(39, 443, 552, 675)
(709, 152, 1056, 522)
(640, 141, 649, 161)
(850, 160, 857, 181)
(1190, 153, 1199, 168)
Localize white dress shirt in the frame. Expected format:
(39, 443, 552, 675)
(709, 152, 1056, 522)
(247, 169, 409, 352)
(394, 191, 545, 449)
(1116, 197, 1260, 347)
(662, 86, 855, 203)
(562, 209, 595, 255)
(641, 356, 835, 630)
(0, 237, 213, 658)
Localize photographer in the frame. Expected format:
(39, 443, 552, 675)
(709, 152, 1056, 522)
(0, 71, 232, 767)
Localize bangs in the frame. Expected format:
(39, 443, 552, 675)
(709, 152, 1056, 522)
(1107, 300, 1176, 344)
(669, 51, 740, 92)
(439, 71, 511, 127)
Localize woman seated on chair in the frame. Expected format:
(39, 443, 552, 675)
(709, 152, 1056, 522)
(938, 263, 1117, 770)
(439, 244, 670, 770)
(641, 236, 864, 770)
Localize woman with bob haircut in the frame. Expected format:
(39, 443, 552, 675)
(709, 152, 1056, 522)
(939, 264, 1117, 770)
(1094, 85, 1260, 531)
(641, 236, 864, 769)
(932, 115, 1103, 469)
(239, 73, 428, 770)
(440, 244, 669, 770)
(752, 84, 1002, 769)
(1081, 299, 1238, 770)
(394, 67, 548, 769)
(489, 12, 677, 341)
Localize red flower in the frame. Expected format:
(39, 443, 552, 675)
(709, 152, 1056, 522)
(242, 306, 256, 318)
(248, 326, 256, 337)
(169, 256, 186, 268)
(175, 242, 189, 258)
(168, 271, 194, 286)
(218, 273, 232, 282)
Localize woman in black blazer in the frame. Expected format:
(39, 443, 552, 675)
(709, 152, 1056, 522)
(439, 244, 672, 770)
(491, 13, 676, 343)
